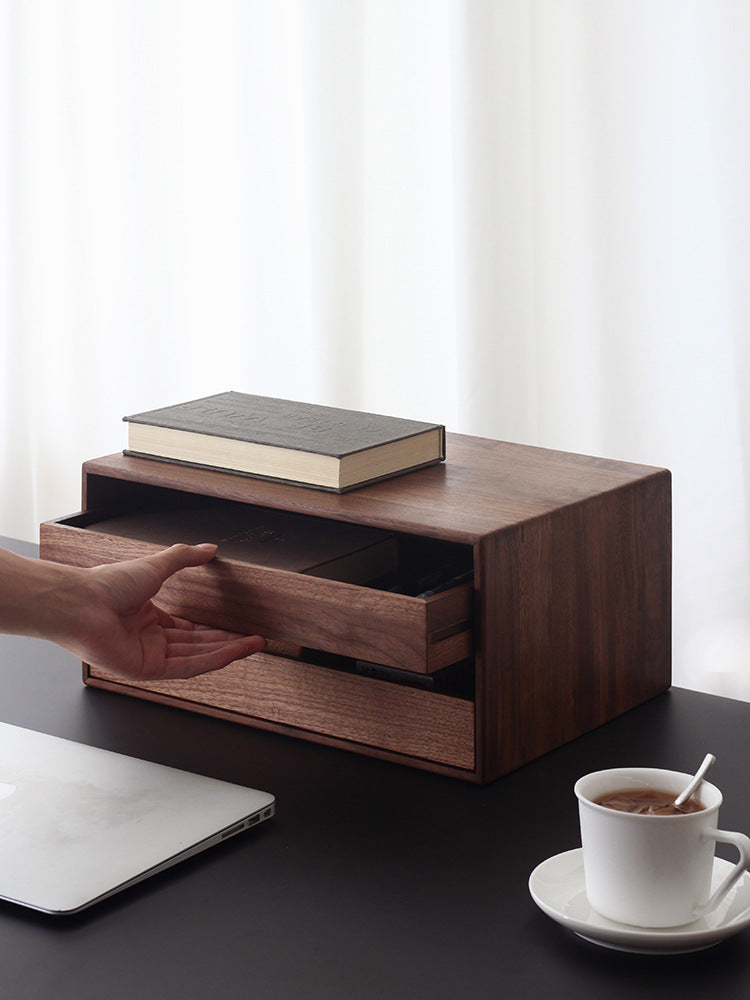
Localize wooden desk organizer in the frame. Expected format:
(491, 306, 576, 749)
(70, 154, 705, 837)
(40, 434, 671, 783)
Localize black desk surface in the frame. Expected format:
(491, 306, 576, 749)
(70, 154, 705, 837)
(2, 537, 750, 999)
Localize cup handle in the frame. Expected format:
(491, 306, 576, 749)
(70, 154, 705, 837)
(693, 829, 750, 918)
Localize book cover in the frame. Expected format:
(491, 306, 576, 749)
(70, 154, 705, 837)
(122, 392, 445, 491)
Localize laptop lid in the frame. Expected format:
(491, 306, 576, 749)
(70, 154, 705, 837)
(0, 722, 275, 915)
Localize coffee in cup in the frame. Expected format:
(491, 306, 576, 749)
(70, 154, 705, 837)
(594, 787, 705, 816)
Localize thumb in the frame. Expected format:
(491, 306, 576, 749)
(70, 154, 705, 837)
(143, 543, 218, 583)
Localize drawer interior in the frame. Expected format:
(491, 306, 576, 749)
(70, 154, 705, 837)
(68, 480, 473, 594)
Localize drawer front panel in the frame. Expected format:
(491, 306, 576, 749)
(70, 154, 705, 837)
(87, 654, 476, 770)
(41, 519, 472, 674)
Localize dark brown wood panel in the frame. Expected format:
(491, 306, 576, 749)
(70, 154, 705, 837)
(87, 653, 476, 770)
(475, 471, 671, 781)
(83, 437, 667, 543)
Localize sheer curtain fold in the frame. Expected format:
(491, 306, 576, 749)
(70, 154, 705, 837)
(2, 0, 749, 700)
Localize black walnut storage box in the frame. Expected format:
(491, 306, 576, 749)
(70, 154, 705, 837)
(40, 434, 671, 783)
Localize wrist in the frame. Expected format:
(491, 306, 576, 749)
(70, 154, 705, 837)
(0, 548, 91, 646)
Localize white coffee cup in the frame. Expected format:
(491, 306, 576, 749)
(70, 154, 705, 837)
(575, 767, 750, 928)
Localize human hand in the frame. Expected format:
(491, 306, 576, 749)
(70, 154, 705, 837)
(63, 543, 265, 681)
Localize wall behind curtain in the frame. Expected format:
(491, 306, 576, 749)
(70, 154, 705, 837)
(2, 1, 749, 701)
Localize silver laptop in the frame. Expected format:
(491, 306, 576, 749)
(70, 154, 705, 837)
(0, 722, 275, 915)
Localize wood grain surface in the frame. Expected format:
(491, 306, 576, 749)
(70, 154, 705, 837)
(474, 471, 671, 781)
(82, 434, 663, 542)
(40, 436, 671, 781)
(87, 652, 476, 771)
(40, 520, 472, 674)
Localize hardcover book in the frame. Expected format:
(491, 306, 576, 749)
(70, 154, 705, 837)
(123, 392, 445, 492)
(88, 500, 398, 585)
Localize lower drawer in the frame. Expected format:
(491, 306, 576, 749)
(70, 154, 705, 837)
(86, 652, 476, 771)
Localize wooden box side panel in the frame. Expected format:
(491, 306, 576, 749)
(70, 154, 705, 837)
(475, 471, 671, 782)
(86, 653, 476, 772)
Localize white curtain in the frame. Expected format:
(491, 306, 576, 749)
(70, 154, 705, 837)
(2, 0, 749, 701)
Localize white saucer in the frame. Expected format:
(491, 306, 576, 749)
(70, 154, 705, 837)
(529, 849, 750, 954)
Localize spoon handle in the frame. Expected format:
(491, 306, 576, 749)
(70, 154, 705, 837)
(674, 753, 716, 807)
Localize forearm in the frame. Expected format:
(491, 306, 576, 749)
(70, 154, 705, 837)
(0, 546, 89, 645)
(0, 542, 265, 679)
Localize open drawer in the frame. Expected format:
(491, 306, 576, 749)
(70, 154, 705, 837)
(40, 509, 474, 675)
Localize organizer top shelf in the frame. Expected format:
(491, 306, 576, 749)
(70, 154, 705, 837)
(84, 434, 668, 545)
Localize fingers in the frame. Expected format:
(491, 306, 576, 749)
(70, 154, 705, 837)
(163, 615, 248, 636)
(165, 625, 266, 646)
(165, 626, 266, 656)
(164, 636, 267, 678)
(153, 607, 267, 680)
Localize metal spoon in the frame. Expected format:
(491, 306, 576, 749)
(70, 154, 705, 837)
(673, 753, 716, 808)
